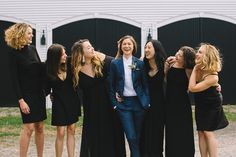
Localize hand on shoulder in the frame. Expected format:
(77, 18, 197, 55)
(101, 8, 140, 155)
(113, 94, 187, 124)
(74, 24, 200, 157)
(95, 51, 106, 61)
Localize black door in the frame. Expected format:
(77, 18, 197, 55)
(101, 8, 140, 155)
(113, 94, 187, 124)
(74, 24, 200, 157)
(158, 18, 236, 104)
(53, 18, 141, 57)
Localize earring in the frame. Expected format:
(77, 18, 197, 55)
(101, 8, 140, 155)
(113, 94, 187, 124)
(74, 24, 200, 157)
(82, 55, 85, 64)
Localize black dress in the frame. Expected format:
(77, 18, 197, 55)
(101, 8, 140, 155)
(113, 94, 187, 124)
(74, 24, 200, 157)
(79, 56, 126, 157)
(194, 86, 228, 131)
(46, 58, 81, 126)
(10, 45, 47, 123)
(165, 67, 195, 157)
(140, 70, 165, 157)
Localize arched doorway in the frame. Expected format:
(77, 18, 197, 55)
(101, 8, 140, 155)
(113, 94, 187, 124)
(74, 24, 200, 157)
(53, 18, 141, 57)
(158, 18, 236, 104)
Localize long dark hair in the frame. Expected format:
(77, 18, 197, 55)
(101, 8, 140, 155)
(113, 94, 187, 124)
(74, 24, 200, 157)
(46, 44, 66, 80)
(143, 39, 167, 72)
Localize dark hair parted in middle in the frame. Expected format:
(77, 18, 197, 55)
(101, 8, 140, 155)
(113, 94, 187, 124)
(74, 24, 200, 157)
(143, 39, 167, 72)
(46, 43, 66, 80)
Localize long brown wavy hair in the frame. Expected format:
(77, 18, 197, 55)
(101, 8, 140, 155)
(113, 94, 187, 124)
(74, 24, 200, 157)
(71, 39, 104, 88)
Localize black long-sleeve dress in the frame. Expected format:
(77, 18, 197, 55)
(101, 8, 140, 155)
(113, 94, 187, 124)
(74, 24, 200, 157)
(46, 58, 81, 126)
(79, 56, 126, 157)
(10, 45, 46, 123)
(165, 67, 195, 157)
(140, 70, 165, 157)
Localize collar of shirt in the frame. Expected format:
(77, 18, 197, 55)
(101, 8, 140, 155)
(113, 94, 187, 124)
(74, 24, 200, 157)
(123, 55, 132, 66)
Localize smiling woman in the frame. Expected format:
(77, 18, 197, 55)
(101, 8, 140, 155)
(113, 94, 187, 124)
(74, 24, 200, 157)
(4, 23, 47, 157)
(109, 35, 150, 157)
(70, 39, 126, 157)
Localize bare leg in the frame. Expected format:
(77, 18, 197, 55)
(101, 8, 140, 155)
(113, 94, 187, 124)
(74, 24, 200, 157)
(198, 131, 208, 157)
(34, 121, 44, 157)
(67, 124, 76, 157)
(204, 131, 218, 157)
(19, 123, 34, 157)
(55, 126, 65, 157)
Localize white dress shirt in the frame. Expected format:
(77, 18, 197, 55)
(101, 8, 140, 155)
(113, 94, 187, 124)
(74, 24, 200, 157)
(123, 55, 137, 96)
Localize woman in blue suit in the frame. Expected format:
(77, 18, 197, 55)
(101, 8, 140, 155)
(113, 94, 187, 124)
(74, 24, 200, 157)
(109, 35, 150, 157)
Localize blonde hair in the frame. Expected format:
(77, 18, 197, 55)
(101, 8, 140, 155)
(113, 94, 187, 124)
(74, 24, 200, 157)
(115, 35, 137, 59)
(4, 23, 32, 50)
(71, 39, 104, 88)
(199, 43, 222, 72)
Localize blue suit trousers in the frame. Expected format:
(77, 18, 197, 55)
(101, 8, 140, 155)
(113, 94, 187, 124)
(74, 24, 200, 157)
(117, 96, 145, 157)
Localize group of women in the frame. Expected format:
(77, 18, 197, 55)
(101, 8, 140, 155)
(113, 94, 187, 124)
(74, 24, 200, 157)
(4, 22, 228, 157)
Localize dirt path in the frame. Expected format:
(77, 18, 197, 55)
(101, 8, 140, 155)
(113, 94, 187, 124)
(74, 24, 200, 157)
(1, 122, 236, 157)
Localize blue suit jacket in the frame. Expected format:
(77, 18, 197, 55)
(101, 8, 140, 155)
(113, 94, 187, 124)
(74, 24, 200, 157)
(109, 56, 150, 109)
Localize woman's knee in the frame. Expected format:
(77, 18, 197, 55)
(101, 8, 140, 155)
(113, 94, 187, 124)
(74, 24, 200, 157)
(57, 127, 66, 139)
(34, 121, 44, 134)
(23, 123, 35, 137)
(67, 124, 76, 135)
(203, 131, 215, 139)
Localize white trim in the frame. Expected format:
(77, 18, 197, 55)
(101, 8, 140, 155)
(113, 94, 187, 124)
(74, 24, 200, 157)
(51, 13, 142, 29)
(0, 15, 36, 28)
(156, 12, 236, 28)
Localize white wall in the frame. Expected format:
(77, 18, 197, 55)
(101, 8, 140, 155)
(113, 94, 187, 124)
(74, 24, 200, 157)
(1, 0, 236, 59)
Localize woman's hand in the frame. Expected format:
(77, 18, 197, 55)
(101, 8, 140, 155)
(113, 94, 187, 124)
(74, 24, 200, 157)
(164, 56, 176, 75)
(194, 63, 202, 71)
(19, 99, 30, 114)
(166, 56, 176, 65)
(94, 51, 106, 61)
(116, 92, 123, 102)
(216, 84, 221, 92)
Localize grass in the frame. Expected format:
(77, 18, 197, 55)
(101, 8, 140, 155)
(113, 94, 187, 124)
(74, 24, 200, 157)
(224, 105, 236, 121)
(0, 105, 235, 138)
(0, 108, 83, 138)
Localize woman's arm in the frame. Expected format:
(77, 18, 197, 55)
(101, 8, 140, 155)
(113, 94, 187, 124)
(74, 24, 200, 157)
(188, 66, 218, 92)
(108, 61, 118, 109)
(10, 51, 30, 114)
(164, 56, 176, 75)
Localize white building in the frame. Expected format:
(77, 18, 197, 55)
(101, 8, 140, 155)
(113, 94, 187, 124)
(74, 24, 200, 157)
(1, 0, 236, 59)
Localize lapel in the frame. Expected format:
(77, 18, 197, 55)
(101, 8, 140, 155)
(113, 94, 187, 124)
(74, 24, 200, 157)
(118, 57, 125, 80)
(132, 56, 137, 83)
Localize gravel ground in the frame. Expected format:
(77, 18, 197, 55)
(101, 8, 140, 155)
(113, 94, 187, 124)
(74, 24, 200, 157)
(1, 106, 236, 157)
(0, 122, 236, 157)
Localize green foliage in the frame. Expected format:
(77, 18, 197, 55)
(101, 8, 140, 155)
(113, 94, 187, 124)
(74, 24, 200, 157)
(0, 108, 83, 138)
(0, 115, 21, 126)
(0, 105, 235, 138)
(225, 112, 236, 121)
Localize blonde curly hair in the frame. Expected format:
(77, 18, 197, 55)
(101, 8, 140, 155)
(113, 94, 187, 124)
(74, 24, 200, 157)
(4, 23, 32, 50)
(71, 39, 104, 88)
(198, 43, 222, 73)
